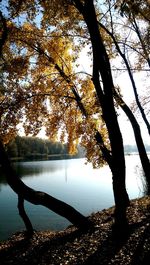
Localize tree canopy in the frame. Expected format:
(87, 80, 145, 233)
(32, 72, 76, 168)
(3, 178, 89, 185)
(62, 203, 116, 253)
(1, 0, 149, 157)
(0, 0, 149, 157)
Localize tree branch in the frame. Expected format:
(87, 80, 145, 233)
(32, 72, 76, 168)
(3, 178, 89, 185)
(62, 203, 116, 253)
(0, 140, 92, 231)
(0, 11, 8, 57)
(18, 195, 34, 236)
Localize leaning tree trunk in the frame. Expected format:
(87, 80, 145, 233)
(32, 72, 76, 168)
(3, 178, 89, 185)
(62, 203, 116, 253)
(0, 140, 92, 235)
(99, 20, 150, 137)
(114, 90, 150, 190)
(74, 0, 130, 228)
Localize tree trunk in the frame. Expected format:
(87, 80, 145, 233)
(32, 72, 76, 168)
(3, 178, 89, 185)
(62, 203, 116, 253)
(99, 20, 150, 136)
(0, 140, 92, 232)
(75, 0, 130, 227)
(18, 195, 34, 236)
(114, 90, 150, 189)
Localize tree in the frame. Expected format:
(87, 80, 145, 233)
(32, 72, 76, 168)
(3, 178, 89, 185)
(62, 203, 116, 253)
(97, 13, 150, 184)
(0, 140, 92, 234)
(6, 139, 18, 158)
(4, 0, 150, 233)
(114, 89, 150, 191)
(115, 0, 150, 135)
(0, 8, 92, 233)
(72, 0, 130, 228)
(0, 0, 131, 232)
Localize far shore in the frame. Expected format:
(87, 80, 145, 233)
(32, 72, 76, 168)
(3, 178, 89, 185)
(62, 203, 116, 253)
(10, 153, 83, 162)
(9, 152, 150, 163)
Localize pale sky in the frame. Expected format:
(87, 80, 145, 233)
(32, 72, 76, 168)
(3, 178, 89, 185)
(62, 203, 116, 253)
(116, 71, 149, 145)
(77, 48, 149, 146)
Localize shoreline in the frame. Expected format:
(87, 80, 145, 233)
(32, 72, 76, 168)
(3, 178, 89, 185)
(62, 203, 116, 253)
(0, 196, 150, 264)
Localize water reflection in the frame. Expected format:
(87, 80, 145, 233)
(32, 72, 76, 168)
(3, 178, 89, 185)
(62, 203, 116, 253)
(0, 156, 148, 241)
(0, 160, 64, 186)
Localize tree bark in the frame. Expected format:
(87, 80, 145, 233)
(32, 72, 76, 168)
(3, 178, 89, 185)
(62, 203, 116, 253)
(0, 11, 8, 57)
(18, 195, 34, 236)
(98, 21, 150, 136)
(0, 140, 92, 231)
(74, 0, 130, 227)
(114, 90, 150, 189)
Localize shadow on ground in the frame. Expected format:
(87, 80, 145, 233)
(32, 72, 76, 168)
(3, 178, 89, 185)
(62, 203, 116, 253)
(0, 199, 150, 265)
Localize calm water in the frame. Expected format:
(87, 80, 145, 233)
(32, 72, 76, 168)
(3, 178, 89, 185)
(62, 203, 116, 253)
(0, 156, 146, 241)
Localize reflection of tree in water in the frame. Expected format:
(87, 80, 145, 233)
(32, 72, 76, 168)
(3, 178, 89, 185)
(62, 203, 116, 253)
(15, 161, 65, 176)
(0, 163, 43, 187)
(13, 163, 44, 178)
(0, 161, 66, 187)
(0, 164, 31, 185)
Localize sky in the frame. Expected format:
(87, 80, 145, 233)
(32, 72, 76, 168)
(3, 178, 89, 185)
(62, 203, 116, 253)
(117, 72, 149, 145)
(76, 47, 150, 146)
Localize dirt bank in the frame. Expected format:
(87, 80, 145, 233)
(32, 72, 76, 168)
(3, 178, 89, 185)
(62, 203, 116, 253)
(0, 196, 150, 264)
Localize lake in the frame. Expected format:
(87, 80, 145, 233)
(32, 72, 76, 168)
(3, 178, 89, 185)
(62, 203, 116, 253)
(0, 156, 147, 241)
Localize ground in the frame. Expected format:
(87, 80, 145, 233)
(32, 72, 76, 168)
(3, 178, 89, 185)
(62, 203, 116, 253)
(0, 196, 150, 265)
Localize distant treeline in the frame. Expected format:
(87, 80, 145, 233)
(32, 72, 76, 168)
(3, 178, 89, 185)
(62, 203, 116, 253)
(6, 136, 85, 161)
(124, 144, 150, 154)
(6, 136, 150, 161)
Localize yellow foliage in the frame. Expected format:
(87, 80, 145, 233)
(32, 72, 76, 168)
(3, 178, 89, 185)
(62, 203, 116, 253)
(1, 0, 112, 167)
